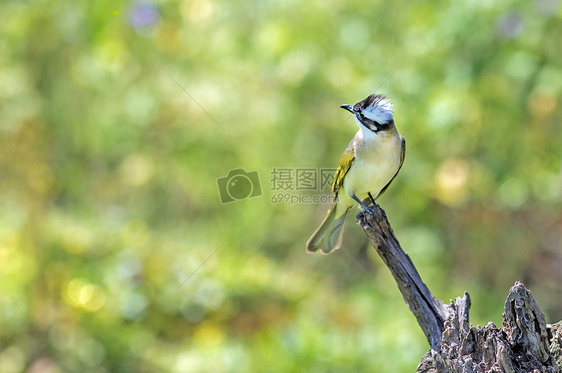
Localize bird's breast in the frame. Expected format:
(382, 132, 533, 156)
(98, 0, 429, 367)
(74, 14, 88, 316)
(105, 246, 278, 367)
(344, 131, 403, 200)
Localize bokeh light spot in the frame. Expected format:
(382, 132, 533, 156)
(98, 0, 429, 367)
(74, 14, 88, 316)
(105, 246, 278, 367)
(434, 158, 470, 206)
(120, 154, 155, 187)
(0, 346, 25, 373)
(128, 0, 160, 35)
(193, 322, 225, 349)
(182, 0, 215, 25)
(498, 178, 529, 210)
(66, 278, 106, 312)
(243, 256, 273, 286)
(497, 12, 524, 39)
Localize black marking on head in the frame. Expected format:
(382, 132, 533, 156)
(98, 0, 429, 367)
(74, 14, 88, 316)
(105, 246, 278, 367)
(352, 94, 388, 112)
(359, 118, 394, 133)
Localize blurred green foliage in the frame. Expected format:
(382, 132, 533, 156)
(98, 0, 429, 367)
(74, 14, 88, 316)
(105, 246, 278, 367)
(1, 0, 561, 371)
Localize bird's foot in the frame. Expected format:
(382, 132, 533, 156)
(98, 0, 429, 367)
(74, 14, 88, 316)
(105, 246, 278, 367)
(369, 203, 381, 218)
(351, 193, 383, 221)
(351, 193, 371, 210)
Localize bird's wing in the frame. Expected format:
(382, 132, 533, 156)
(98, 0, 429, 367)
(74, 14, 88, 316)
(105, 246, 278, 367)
(332, 141, 355, 195)
(376, 136, 406, 199)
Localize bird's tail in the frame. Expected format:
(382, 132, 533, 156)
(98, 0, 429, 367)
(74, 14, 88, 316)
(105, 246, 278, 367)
(306, 204, 350, 254)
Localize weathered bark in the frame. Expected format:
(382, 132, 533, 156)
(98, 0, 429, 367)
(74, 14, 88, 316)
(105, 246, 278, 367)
(356, 205, 450, 350)
(356, 204, 560, 373)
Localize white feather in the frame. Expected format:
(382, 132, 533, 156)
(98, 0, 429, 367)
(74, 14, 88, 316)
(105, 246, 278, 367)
(355, 121, 377, 140)
(362, 97, 393, 123)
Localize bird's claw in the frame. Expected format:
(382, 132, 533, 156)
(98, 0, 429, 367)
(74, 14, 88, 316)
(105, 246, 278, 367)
(351, 193, 370, 210)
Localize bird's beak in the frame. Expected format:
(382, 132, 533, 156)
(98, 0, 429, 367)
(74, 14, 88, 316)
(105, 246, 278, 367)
(340, 104, 354, 113)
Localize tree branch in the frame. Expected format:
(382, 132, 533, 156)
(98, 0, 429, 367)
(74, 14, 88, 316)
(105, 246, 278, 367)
(356, 205, 450, 350)
(356, 204, 560, 372)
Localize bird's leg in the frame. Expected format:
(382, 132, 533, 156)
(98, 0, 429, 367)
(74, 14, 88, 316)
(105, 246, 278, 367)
(351, 193, 370, 210)
(368, 192, 377, 206)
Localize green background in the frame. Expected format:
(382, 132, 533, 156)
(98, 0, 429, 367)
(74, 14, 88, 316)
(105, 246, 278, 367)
(1, 0, 561, 371)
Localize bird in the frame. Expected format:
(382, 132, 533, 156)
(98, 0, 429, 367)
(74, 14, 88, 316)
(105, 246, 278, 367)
(306, 94, 405, 254)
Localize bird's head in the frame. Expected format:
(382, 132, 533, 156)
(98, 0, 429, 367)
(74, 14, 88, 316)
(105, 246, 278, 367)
(340, 94, 394, 133)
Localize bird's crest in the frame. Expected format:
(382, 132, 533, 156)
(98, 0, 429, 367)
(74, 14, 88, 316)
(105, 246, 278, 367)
(354, 94, 393, 124)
